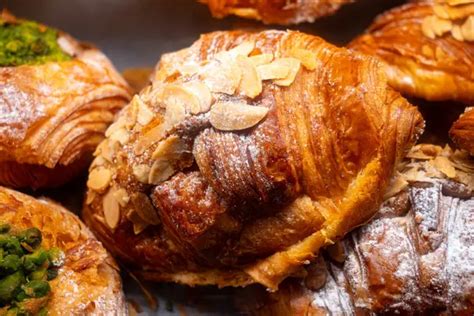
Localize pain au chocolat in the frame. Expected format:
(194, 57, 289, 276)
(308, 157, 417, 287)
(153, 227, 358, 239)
(200, 0, 353, 25)
(0, 11, 132, 189)
(83, 30, 423, 290)
(349, 1, 474, 103)
(241, 144, 474, 315)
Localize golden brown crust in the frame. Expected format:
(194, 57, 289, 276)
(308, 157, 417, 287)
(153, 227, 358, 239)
(0, 13, 132, 189)
(241, 144, 474, 315)
(83, 30, 423, 290)
(200, 0, 353, 25)
(450, 107, 474, 154)
(349, 2, 474, 103)
(0, 186, 127, 315)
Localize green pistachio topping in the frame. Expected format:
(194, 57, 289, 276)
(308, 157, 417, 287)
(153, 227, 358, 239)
(0, 18, 71, 67)
(0, 224, 64, 315)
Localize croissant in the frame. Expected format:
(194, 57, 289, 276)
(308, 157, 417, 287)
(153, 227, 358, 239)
(0, 11, 132, 189)
(82, 30, 423, 290)
(349, 2, 474, 103)
(450, 107, 474, 155)
(200, 0, 353, 25)
(0, 186, 127, 315)
(241, 144, 474, 315)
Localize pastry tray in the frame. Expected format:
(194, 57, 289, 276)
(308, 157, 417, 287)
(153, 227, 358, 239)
(0, 0, 428, 314)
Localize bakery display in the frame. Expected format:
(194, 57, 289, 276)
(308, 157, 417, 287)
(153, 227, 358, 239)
(451, 107, 474, 155)
(241, 144, 474, 315)
(200, 0, 353, 24)
(349, 1, 474, 102)
(0, 186, 127, 315)
(0, 11, 132, 189)
(83, 29, 423, 290)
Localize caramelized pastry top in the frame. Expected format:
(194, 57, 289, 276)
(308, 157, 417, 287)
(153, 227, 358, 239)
(83, 30, 422, 290)
(201, 0, 353, 25)
(350, 1, 474, 103)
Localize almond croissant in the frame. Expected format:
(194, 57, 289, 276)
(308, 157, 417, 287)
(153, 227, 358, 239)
(0, 11, 132, 189)
(349, 2, 474, 103)
(200, 0, 353, 25)
(83, 30, 423, 290)
(450, 107, 474, 155)
(241, 144, 474, 315)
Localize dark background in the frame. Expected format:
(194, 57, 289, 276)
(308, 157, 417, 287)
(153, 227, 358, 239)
(2, 0, 447, 315)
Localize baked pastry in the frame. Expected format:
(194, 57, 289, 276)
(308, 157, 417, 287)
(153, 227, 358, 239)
(349, 1, 474, 103)
(241, 144, 474, 315)
(83, 30, 423, 290)
(0, 11, 132, 189)
(200, 0, 353, 25)
(450, 107, 474, 155)
(0, 186, 127, 315)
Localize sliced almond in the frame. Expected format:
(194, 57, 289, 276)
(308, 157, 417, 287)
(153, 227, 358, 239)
(222, 41, 255, 59)
(273, 57, 301, 86)
(148, 158, 175, 185)
(447, 0, 474, 6)
(210, 101, 269, 131)
(162, 84, 200, 115)
(432, 16, 453, 36)
(249, 53, 273, 67)
(257, 60, 290, 80)
(451, 24, 464, 40)
(85, 190, 97, 205)
(177, 63, 200, 76)
(133, 164, 151, 183)
(431, 156, 456, 178)
(130, 192, 161, 225)
(103, 188, 121, 230)
(136, 97, 155, 126)
(87, 168, 112, 192)
(109, 128, 129, 145)
(290, 48, 318, 71)
(134, 123, 166, 155)
(182, 81, 212, 114)
(237, 55, 262, 98)
(422, 16, 437, 39)
(152, 135, 188, 160)
(461, 15, 474, 41)
(201, 59, 242, 95)
(433, 5, 450, 19)
(126, 209, 149, 235)
(126, 97, 139, 129)
(113, 188, 130, 207)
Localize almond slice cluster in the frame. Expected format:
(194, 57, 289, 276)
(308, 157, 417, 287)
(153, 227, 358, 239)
(86, 40, 319, 232)
(422, 0, 474, 41)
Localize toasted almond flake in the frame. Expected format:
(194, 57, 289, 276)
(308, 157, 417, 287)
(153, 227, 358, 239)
(136, 97, 155, 126)
(85, 190, 97, 205)
(274, 57, 301, 86)
(177, 63, 200, 76)
(432, 16, 453, 36)
(290, 48, 318, 70)
(103, 188, 121, 230)
(447, 0, 474, 5)
(249, 53, 274, 66)
(422, 16, 437, 39)
(151, 135, 188, 160)
(461, 15, 474, 40)
(257, 60, 290, 80)
(87, 168, 112, 191)
(90, 156, 106, 169)
(237, 55, 262, 98)
(134, 123, 166, 155)
(182, 81, 212, 114)
(162, 84, 201, 115)
(225, 41, 255, 59)
(126, 98, 139, 129)
(210, 101, 269, 131)
(133, 164, 150, 183)
(201, 59, 242, 95)
(131, 192, 161, 225)
(113, 188, 130, 207)
(430, 156, 456, 178)
(433, 5, 450, 19)
(148, 158, 175, 185)
(384, 172, 409, 199)
(109, 128, 129, 145)
(451, 24, 464, 40)
(126, 209, 149, 234)
(105, 116, 126, 138)
(163, 102, 186, 131)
